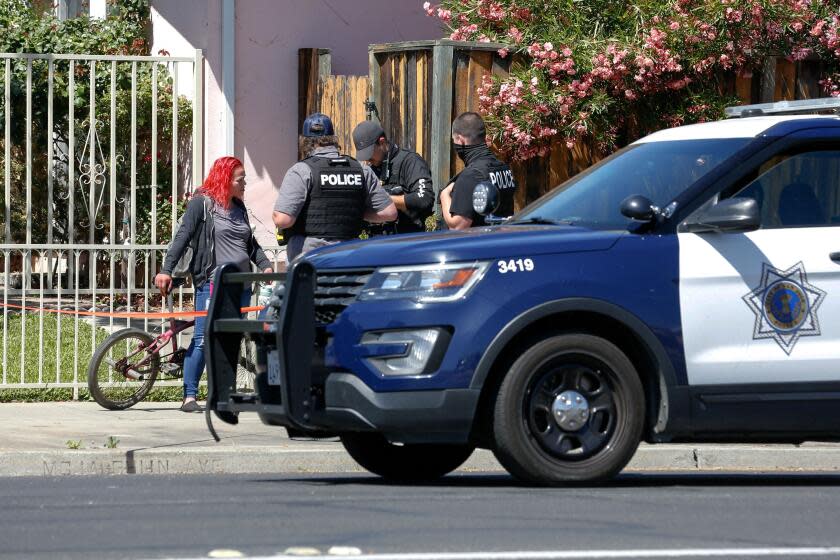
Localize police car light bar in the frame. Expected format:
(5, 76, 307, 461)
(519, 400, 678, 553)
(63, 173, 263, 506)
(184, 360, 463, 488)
(725, 97, 840, 118)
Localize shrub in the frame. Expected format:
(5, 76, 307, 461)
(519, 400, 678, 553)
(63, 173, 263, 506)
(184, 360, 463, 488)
(424, 0, 840, 159)
(0, 0, 192, 246)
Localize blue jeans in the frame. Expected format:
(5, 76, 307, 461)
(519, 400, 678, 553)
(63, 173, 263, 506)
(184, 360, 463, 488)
(182, 282, 251, 399)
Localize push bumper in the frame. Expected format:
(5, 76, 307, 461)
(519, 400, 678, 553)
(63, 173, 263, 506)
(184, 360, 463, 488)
(204, 262, 478, 444)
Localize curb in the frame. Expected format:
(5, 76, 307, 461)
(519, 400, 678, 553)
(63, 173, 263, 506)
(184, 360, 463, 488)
(2, 444, 840, 478)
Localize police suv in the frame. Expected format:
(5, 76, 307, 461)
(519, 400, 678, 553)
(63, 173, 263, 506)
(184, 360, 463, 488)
(206, 98, 840, 485)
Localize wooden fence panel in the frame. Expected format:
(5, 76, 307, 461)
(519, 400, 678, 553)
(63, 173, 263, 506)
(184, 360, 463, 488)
(775, 58, 797, 101)
(298, 49, 370, 159)
(369, 48, 435, 156)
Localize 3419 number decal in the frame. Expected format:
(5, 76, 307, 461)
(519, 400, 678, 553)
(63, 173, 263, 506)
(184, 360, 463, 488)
(497, 258, 535, 274)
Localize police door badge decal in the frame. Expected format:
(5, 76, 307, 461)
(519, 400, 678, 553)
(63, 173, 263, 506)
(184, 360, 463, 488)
(742, 262, 826, 355)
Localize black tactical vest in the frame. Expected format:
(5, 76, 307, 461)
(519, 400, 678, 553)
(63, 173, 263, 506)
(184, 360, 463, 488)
(292, 156, 367, 240)
(468, 155, 517, 226)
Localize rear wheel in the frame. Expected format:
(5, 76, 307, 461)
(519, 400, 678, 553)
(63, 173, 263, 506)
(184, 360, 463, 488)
(492, 334, 644, 485)
(340, 433, 475, 482)
(87, 328, 160, 410)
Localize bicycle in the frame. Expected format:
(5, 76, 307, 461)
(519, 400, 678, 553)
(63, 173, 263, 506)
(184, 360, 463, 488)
(86, 295, 196, 410)
(87, 279, 270, 410)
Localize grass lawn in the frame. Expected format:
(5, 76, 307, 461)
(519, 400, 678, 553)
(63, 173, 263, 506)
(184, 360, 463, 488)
(0, 313, 199, 402)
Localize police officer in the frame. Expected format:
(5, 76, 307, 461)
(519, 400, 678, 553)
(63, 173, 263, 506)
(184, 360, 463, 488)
(272, 113, 397, 262)
(439, 112, 517, 230)
(352, 121, 434, 234)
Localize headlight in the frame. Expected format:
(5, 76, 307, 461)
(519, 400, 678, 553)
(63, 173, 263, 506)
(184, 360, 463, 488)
(359, 261, 490, 302)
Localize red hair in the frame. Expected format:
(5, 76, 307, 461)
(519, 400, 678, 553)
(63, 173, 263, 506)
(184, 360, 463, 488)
(200, 156, 243, 209)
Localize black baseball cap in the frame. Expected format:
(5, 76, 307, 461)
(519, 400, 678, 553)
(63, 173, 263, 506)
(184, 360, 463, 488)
(353, 121, 385, 161)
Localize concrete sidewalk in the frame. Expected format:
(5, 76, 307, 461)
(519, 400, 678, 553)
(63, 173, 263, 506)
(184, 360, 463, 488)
(2, 402, 840, 477)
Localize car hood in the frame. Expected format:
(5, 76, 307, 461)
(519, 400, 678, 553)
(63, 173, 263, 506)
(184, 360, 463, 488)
(304, 225, 624, 269)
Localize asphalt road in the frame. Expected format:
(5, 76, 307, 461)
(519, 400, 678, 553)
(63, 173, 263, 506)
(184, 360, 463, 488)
(2, 472, 840, 560)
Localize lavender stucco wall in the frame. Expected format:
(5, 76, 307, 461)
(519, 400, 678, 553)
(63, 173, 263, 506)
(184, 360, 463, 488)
(151, 0, 442, 245)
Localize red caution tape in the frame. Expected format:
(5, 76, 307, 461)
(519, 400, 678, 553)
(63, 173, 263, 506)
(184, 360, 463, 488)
(0, 302, 264, 319)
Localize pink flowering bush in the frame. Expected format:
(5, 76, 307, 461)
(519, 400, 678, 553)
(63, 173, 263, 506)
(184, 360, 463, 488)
(423, 0, 840, 160)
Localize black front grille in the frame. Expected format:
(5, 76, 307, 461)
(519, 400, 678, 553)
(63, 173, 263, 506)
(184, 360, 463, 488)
(313, 268, 373, 325)
(263, 268, 372, 326)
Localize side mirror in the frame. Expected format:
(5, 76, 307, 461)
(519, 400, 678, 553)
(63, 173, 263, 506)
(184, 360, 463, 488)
(682, 197, 760, 233)
(472, 181, 500, 216)
(620, 195, 659, 222)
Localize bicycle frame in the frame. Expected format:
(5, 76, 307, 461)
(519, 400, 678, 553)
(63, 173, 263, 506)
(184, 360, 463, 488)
(117, 295, 195, 381)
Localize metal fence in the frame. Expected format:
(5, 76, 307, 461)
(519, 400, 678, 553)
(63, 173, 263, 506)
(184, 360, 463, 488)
(0, 50, 218, 396)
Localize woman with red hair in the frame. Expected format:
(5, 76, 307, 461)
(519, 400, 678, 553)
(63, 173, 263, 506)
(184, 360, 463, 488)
(156, 156, 273, 412)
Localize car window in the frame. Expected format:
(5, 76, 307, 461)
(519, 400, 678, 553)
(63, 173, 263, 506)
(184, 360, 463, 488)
(515, 139, 750, 230)
(730, 150, 840, 229)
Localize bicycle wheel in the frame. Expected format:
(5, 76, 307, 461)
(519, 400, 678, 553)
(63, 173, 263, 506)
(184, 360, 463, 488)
(87, 328, 160, 410)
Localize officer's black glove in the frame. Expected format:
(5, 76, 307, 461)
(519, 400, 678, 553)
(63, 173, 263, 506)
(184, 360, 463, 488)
(276, 228, 288, 247)
(385, 184, 405, 196)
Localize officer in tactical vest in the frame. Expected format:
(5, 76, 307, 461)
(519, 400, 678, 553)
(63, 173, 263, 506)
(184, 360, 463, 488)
(272, 113, 397, 262)
(439, 112, 517, 230)
(352, 121, 434, 234)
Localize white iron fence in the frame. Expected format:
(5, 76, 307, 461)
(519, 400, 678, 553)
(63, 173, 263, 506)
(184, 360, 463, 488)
(0, 50, 214, 396)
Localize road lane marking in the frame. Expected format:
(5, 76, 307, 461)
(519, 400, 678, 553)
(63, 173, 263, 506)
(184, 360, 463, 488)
(207, 550, 245, 558)
(193, 547, 840, 560)
(327, 547, 363, 556)
(282, 547, 322, 556)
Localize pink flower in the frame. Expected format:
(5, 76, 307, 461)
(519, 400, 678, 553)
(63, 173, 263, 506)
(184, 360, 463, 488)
(498, 48, 509, 58)
(788, 47, 813, 61)
(725, 8, 743, 23)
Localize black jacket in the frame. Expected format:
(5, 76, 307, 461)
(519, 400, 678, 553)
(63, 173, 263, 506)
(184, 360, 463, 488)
(373, 145, 434, 232)
(162, 194, 271, 288)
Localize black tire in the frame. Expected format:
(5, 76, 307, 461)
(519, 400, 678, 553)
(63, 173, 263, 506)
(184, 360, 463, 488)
(340, 433, 475, 482)
(492, 334, 644, 485)
(87, 328, 160, 410)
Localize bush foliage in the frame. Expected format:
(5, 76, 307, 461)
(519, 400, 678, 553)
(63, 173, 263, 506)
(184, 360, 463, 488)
(0, 0, 192, 246)
(424, 0, 840, 159)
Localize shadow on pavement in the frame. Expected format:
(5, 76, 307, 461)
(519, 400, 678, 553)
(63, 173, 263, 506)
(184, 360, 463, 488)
(254, 471, 840, 489)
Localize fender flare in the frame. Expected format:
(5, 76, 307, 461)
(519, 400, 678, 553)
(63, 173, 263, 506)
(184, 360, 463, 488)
(469, 298, 683, 435)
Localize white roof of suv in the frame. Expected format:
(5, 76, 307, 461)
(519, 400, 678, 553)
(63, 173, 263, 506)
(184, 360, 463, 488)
(635, 115, 840, 143)
(635, 98, 840, 143)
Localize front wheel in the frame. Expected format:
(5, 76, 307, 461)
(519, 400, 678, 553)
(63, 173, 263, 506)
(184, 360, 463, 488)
(340, 433, 475, 482)
(492, 334, 644, 485)
(87, 328, 160, 410)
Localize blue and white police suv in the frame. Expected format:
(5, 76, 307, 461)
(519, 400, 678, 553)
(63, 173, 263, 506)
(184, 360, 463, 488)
(206, 98, 840, 485)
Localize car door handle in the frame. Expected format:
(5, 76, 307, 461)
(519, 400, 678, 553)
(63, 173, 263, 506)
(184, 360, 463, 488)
(831, 252, 840, 263)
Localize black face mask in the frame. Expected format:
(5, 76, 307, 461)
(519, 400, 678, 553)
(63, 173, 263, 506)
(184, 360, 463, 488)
(454, 142, 486, 163)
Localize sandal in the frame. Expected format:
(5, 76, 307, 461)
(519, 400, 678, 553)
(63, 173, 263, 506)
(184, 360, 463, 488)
(180, 400, 203, 413)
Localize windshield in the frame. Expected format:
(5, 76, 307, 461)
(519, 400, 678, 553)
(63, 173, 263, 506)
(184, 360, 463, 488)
(514, 138, 751, 230)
